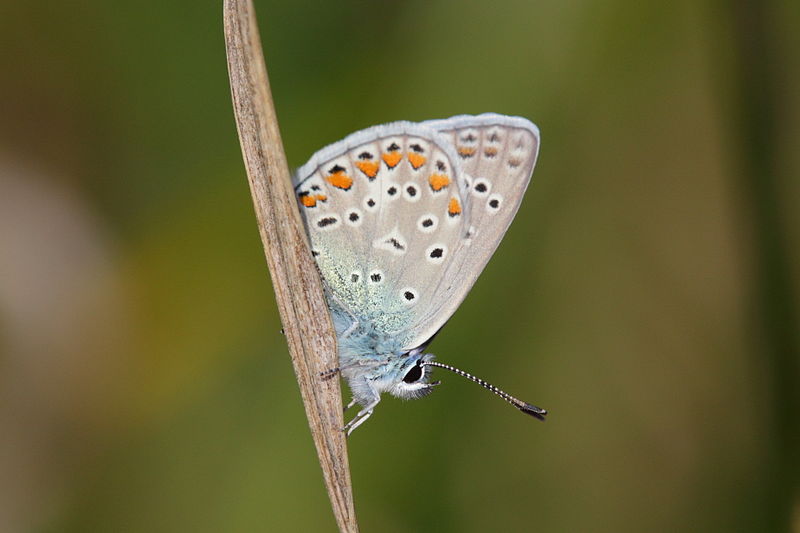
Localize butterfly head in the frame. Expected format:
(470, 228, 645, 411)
(387, 353, 441, 400)
(384, 354, 547, 420)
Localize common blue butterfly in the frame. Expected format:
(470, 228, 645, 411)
(294, 114, 545, 434)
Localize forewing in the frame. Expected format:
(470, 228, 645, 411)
(401, 114, 540, 349)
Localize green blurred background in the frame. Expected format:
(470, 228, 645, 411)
(1, 1, 798, 531)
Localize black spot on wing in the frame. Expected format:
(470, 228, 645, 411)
(317, 216, 338, 228)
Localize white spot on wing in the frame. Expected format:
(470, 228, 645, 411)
(486, 193, 503, 214)
(464, 226, 476, 247)
(472, 177, 491, 197)
(458, 129, 479, 144)
(417, 214, 439, 233)
(407, 139, 430, 157)
(400, 287, 418, 305)
(373, 229, 407, 255)
(382, 137, 403, 152)
(368, 269, 384, 284)
(403, 182, 421, 202)
(384, 182, 401, 202)
(425, 244, 447, 264)
(363, 196, 378, 213)
(345, 208, 363, 227)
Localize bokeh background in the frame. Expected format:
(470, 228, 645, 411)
(1, 1, 798, 531)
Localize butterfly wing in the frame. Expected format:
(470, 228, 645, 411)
(293, 122, 471, 355)
(294, 114, 539, 356)
(400, 114, 540, 349)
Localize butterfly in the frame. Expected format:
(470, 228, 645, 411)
(293, 113, 545, 435)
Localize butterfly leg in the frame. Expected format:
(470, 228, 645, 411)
(343, 382, 380, 436)
(343, 398, 380, 437)
(344, 398, 358, 412)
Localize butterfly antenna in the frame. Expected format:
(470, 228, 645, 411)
(423, 361, 547, 421)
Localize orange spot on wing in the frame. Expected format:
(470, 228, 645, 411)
(407, 153, 427, 169)
(355, 161, 379, 179)
(315, 194, 327, 202)
(382, 152, 402, 168)
(458, 147, 476, 157)
(483, 147, 498, 157)
(429, 173, 450, 192)
(448, 197, 462, 217)
(300, 194, 317, 207)
(326, 171, 353, 190)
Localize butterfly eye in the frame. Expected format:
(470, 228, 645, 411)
(402, 361, 423, 383)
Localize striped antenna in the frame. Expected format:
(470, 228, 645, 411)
(423, 361, 547, 421)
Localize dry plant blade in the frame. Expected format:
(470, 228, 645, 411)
(223, 1, 358, 531)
